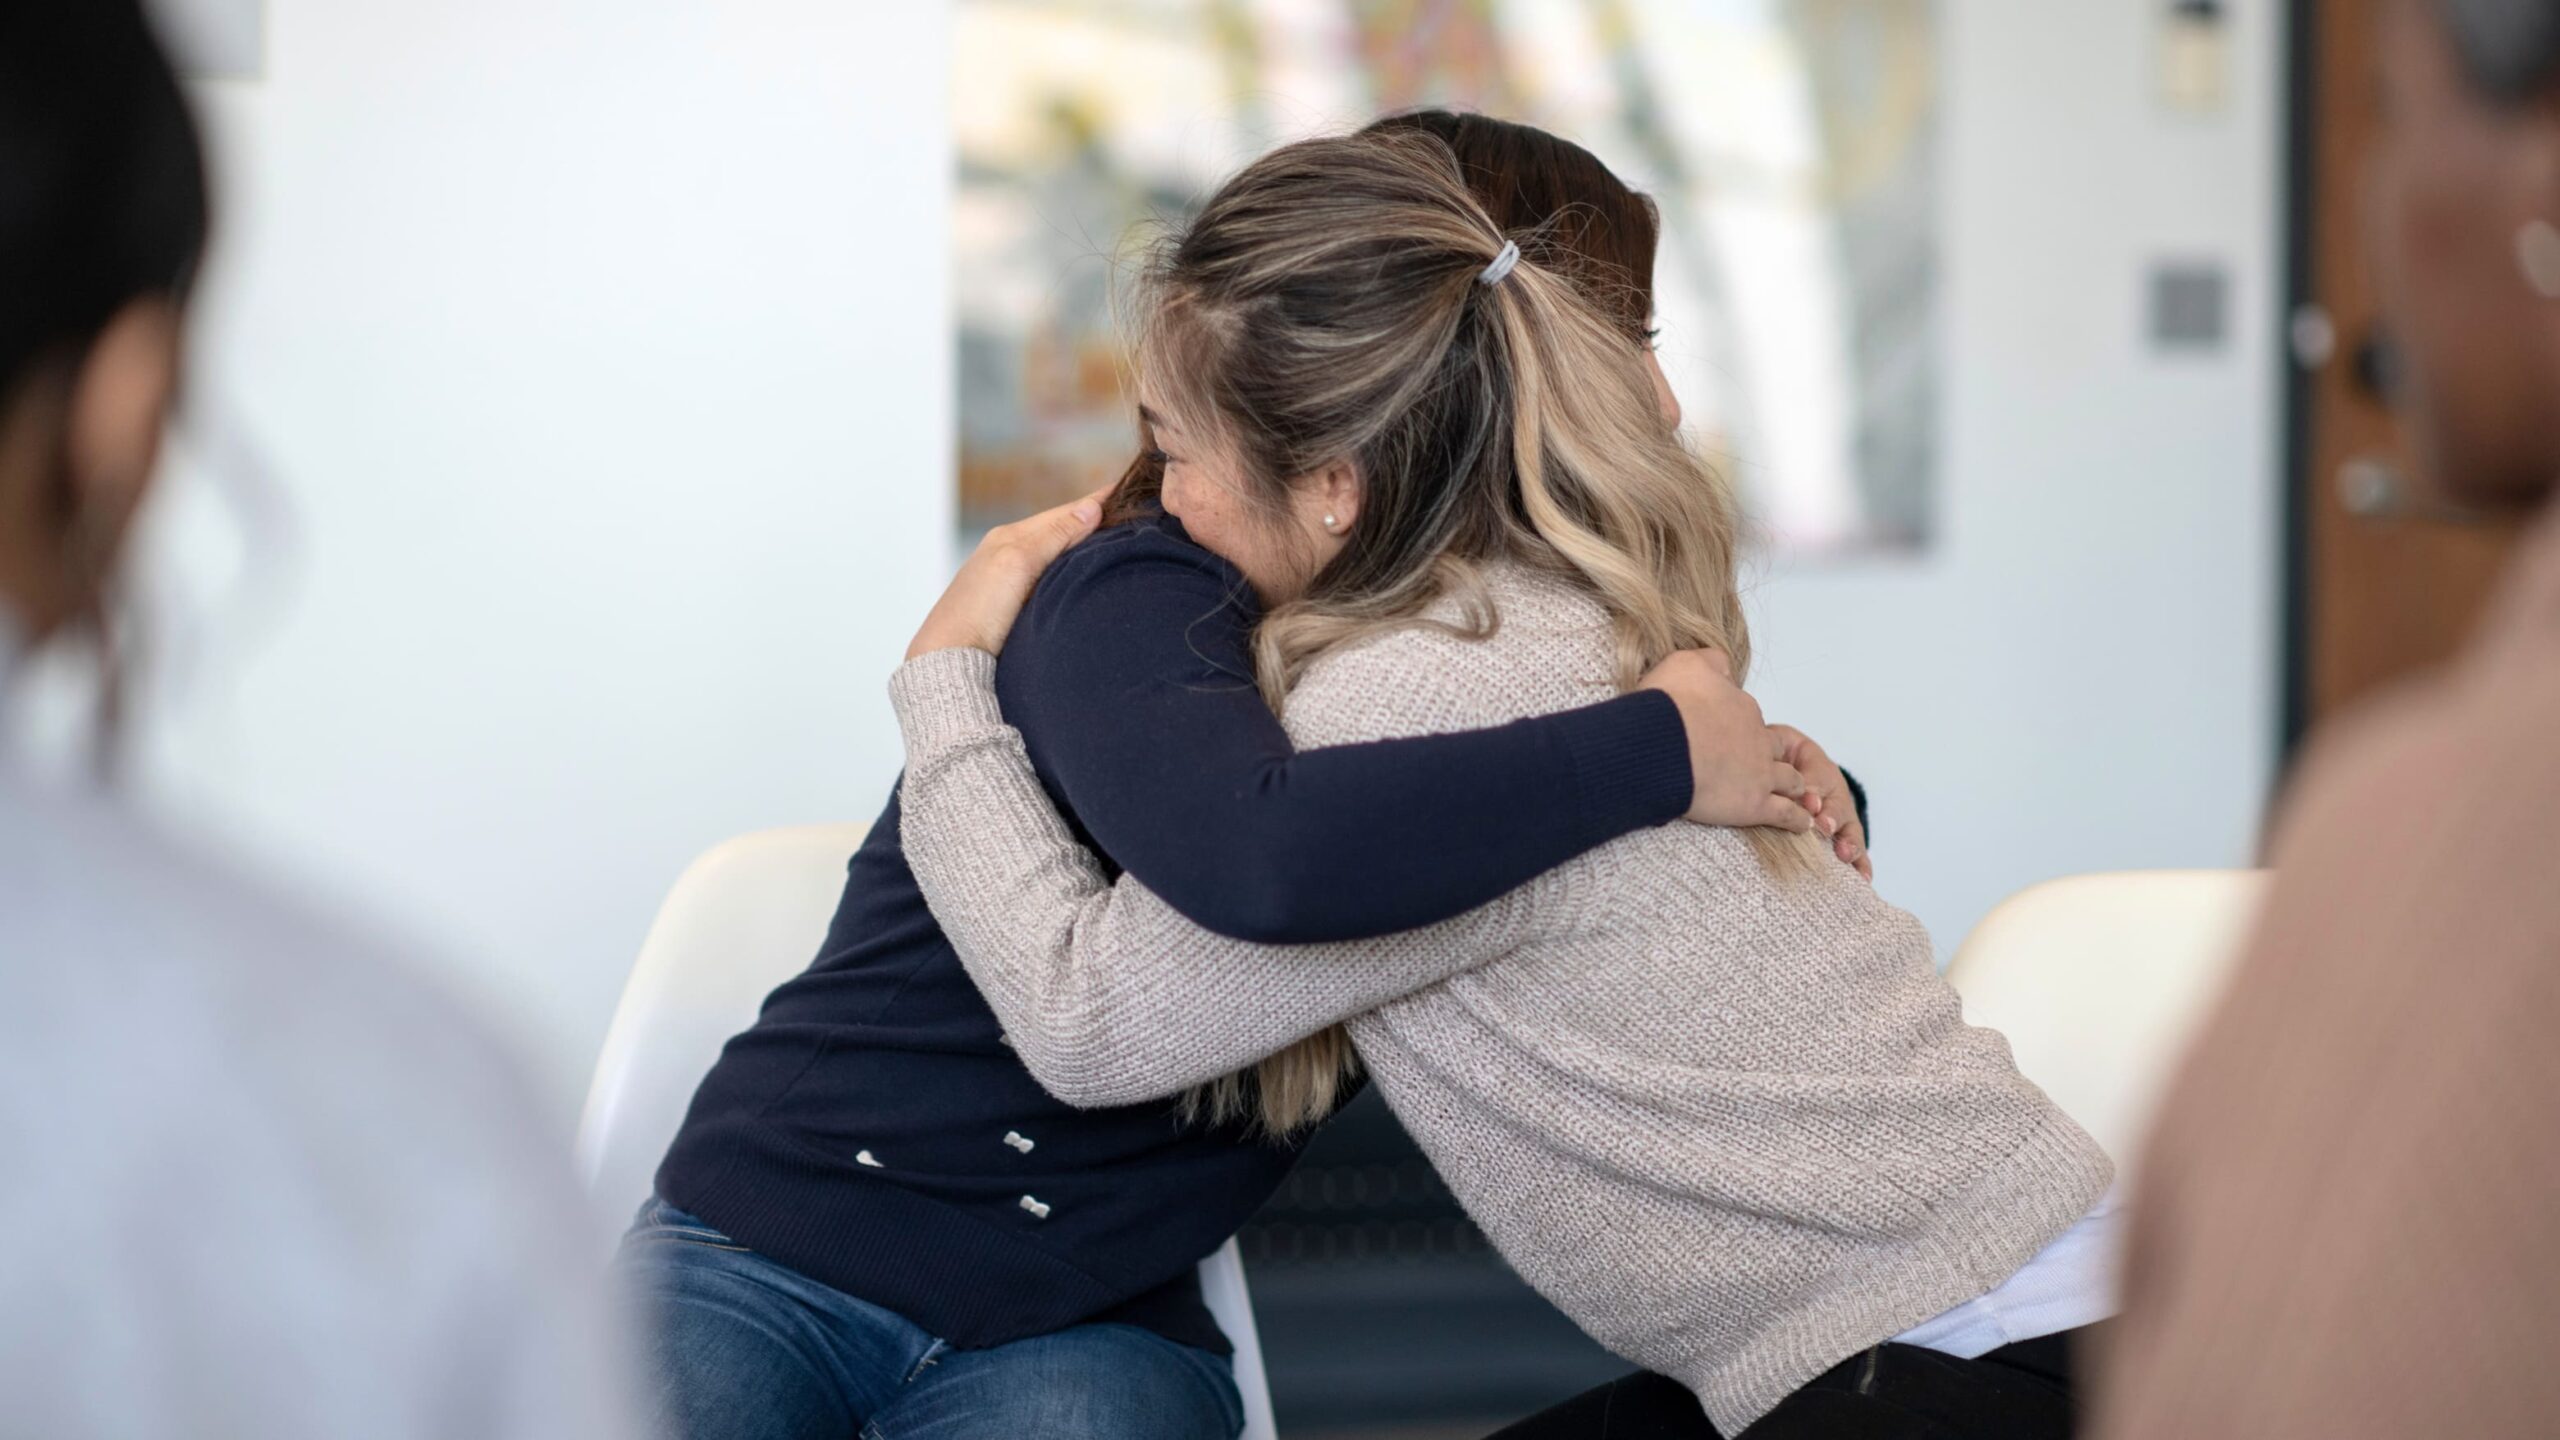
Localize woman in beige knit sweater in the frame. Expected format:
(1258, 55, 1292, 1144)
(893, 129, 2115, 1439)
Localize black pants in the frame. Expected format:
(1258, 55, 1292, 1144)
(1485, 1329, 2087, 1440)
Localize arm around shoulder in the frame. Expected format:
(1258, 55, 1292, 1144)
(890, 645, 1553, 1108)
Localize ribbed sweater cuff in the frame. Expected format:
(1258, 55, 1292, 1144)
(1566, 689, 1694, 838)
(889, 646, 1009, 756)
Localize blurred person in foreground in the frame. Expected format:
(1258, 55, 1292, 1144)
(0, 4, 633, 1435)
(2090, 1, 2560, 1435)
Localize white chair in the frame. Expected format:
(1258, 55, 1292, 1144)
(577, 824, 1279, 1440)
(1945, 869, 2270, 1174)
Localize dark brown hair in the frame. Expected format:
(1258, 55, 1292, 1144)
(1361, 109, 1661, 344)
(0, 0, 208, 399)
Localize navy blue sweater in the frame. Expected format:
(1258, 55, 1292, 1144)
(655, 516, 1693, 1354)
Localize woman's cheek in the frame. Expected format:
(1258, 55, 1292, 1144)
(1168, 477, 1229, 546)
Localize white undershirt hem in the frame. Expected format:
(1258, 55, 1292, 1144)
(1891, 1184, 2124, 1358)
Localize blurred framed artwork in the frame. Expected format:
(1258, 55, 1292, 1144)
(956, 0, 1937, 554)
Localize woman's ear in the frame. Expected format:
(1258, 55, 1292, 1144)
(65, 299, 180, 536)
(1307, 456, 1362, 538)
(0, 300, 178, 640)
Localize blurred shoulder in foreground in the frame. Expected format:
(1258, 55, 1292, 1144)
(0, 762, 638, 1439)
(2093, 509, 2560, 1440)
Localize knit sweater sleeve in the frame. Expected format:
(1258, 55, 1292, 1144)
(890, 645, 1552, 1110)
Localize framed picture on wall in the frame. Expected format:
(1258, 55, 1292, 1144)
(955, 0, 1940, 556)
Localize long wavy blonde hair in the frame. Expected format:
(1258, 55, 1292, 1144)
(1106, 128, 1819, 1138)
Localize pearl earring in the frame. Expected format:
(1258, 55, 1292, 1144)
(1323, 513, 1339, 532)
(2518, 220, 2560, 300)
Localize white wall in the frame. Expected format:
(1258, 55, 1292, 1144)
(138, 0, 2281, 1112)
(147, 0, 952, 1107)
(1746, 0, 2284, 955)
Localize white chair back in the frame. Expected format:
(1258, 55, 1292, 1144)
(1946, 868, 2269, 1174)
(576, 824, 1276, 1440)
(578, 824, 872, 1214)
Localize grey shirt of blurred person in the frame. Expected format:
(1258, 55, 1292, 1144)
(2, 618, 638, 1438)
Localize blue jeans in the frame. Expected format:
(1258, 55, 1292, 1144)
(615, 1198, 1244, 1440)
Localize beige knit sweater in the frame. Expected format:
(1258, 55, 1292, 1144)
(890, 562, 2112, 1433)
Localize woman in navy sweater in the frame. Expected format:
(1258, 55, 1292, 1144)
(624, 116, 1869, 1440)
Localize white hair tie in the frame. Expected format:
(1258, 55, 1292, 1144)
(1477, 239, 1521, 287)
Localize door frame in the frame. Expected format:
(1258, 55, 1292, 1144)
(2279, 0, 2320, 758)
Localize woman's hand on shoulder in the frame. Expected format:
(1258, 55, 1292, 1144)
(906, 491, 1107, 662)
(1637, 649, 1815, 836)
(1767, 723, 1871, 880)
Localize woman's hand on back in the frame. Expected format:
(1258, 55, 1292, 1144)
(906, 491, 1108, 662)
(1637, 649, 1814, 835)
(1768, 724, 1871, 880)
